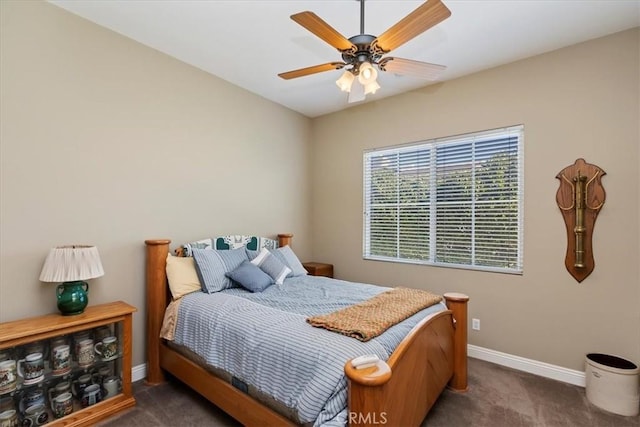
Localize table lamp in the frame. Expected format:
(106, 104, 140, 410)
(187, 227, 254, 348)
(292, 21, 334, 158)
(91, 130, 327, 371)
(39, 245, 104, 315)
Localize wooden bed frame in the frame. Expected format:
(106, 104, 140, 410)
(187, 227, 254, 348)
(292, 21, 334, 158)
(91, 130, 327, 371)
(145, 234, 469, 426)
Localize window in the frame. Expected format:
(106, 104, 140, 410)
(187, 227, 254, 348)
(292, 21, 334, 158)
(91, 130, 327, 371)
(363, 125, 523, 274)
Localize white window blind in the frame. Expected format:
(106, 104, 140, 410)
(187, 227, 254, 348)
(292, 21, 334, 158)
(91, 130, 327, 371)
(363, 125, 524, 273)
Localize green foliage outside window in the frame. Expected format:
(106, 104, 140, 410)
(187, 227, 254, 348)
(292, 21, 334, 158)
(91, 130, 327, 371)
(364, 128, 523, 273)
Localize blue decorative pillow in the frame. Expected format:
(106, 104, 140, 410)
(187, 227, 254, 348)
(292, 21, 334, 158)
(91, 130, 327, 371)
(276, 246, 308, 277)
(226, 260, 273, 292)
(192, 248, 248, 293)
(250, 248, 291, 285)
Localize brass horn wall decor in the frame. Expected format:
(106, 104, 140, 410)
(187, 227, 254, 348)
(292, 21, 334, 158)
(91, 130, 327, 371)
(556, 158, 606, 282)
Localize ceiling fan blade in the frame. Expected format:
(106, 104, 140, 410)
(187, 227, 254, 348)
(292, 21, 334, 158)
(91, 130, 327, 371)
(291, 11, 355, 52)
(374, 0, 451, 53)
(278, 62, 346, 80)
(378, 57, 446, 80)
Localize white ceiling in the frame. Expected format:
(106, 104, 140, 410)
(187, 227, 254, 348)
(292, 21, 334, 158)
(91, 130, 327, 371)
(49, 0, 639, 118)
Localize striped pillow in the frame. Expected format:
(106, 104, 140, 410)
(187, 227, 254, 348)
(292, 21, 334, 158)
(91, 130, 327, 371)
(276, 246, 308, 277)
(247, 247, 307, 278)
(250, 248, 291, 285)
(192, 248, 248, 293)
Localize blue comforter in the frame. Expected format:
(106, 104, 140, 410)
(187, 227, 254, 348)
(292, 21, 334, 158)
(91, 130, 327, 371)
(173, 275, 446, 425)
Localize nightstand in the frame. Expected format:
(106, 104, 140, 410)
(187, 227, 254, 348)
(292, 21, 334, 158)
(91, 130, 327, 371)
(302, 262, 334, 278)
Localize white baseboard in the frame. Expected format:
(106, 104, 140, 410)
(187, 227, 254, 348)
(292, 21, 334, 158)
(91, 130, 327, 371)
(130, 347, 586, 388)
(468, 344, 586, 387)
(132, 363, 146, 383)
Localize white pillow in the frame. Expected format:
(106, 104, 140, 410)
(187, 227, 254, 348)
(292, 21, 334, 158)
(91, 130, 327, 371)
(165, 254, 201, 299)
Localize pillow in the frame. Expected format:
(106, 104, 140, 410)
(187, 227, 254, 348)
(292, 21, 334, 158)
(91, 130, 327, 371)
(269, 249, 292, 278)
(182, 235, 279, 256)
(179, 238, 214, 257)
(245, 249, 259, 261)
(276, 246, 308, 277)
(225, 260, 273, 292)
(165, 254, 202, 299)
(192, 248, 248, 293)
(250, 248, 291, 285)
(215, 235, 278, 251)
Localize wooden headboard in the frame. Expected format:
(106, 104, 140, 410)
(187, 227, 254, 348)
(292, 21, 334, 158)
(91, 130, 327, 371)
(143, 233, 293, 384)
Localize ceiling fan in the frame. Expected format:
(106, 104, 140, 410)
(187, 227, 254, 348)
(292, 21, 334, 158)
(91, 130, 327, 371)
(278, 0, 451, 103)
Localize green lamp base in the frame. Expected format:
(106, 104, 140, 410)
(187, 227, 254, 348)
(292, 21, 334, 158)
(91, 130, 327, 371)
(56, 281, 89, 316)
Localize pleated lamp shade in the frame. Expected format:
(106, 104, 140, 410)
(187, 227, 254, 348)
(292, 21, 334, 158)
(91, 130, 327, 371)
(40, 245, 104, 315)
(39, 245, 104, 282)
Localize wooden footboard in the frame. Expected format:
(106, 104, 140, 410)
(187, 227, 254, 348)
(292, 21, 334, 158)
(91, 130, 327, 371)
(144, 238, 468, 427)
(345, 294, 468, 426)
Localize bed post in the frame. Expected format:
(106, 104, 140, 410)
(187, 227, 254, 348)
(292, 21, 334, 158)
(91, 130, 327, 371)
(145, 239, 171, 385)
(444, 292, 469, 392)
(277, 233, 293, 247)
(345, 310, 458, 426)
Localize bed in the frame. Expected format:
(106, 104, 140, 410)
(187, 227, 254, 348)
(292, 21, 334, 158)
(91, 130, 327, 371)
(144, 234, 469, 426)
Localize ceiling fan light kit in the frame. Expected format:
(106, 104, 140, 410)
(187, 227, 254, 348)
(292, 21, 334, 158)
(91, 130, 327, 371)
(348, 79, 366, 103)
(358, 62, 377, 85)
(279, 0, 451, 103)
(364, 80, 380, 95)
(336, 70, 355, 92)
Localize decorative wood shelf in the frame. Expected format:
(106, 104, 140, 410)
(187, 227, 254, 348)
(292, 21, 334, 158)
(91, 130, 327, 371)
(0, 301, 137, 427)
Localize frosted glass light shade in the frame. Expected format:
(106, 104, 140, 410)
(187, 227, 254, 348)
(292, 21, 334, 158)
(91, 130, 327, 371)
(347, 80, 366, 103)
(335, 70, 355, 92)
(39, 245, 104, 282)
(364, 81, 381, 95)
(358, 62, 378, 85)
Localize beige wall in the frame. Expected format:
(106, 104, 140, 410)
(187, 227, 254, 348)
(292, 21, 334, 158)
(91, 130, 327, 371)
(0, 1, 312, 366)
(311, 28, 640, 371)
(1, 0, 638, 375)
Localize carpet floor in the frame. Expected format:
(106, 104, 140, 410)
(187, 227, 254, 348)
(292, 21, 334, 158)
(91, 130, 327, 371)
(97, 358, 639, 426)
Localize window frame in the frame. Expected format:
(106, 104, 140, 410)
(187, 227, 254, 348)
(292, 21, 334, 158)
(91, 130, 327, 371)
(363, 125, 524, 274)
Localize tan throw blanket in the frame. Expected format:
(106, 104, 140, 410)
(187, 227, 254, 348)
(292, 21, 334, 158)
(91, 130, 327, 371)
(306, 287, 443, 342)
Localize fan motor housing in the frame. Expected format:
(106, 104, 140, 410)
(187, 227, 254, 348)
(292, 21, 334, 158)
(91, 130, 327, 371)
(343, 34, 382, 70)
